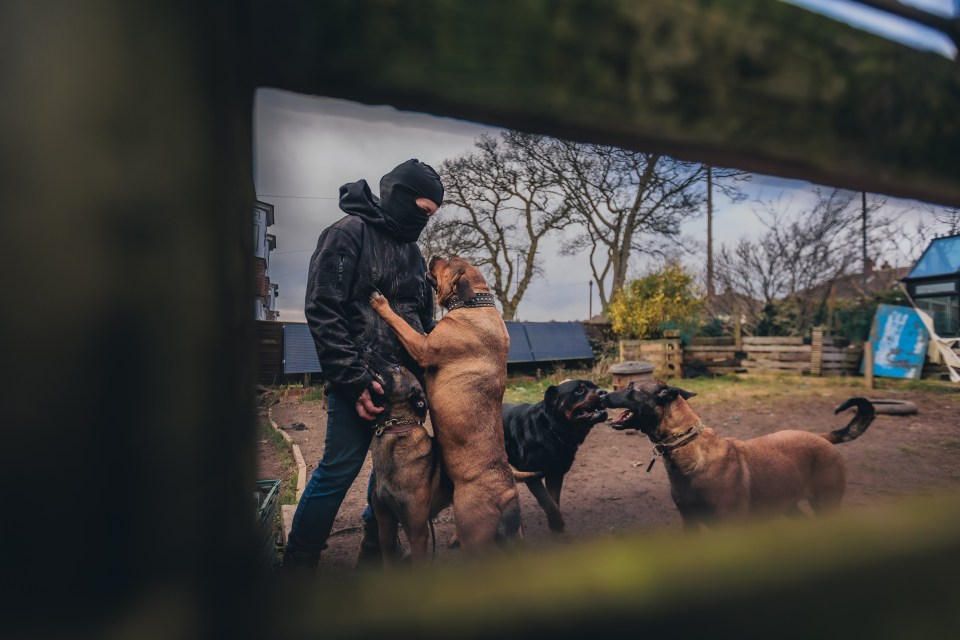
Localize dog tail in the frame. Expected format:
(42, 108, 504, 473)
(822, 397, 875, 444)
(511, 465, 544, 480)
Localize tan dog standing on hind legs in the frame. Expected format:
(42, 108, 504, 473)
(604, 381, 875, 530)
(370, 256, 522, 551)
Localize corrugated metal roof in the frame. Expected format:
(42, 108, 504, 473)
(283, 323, 322, 374)
(505, 322, 594, 363)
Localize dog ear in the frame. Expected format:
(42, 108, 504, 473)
(654, 387, 678, 404)
(454, 268, 475, 300)
(656, 386, 696, 404)
(543, 385, 559, 411)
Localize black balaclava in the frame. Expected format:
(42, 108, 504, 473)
(378, 159, 444, 243)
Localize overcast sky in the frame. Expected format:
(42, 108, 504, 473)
(254, 0, 956, 323)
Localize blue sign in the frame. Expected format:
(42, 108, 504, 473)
(866, 304, 929, 380)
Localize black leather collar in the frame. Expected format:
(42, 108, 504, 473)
(442, 292, 497, 311)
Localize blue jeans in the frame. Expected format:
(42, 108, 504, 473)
(285, 391, 375, 559)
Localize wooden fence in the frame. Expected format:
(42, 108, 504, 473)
(621, 333, 864, 378)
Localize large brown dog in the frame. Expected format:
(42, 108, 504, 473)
(604, 381, 875, 529)
(370, 256, 522, 550)
(368, 363, 453, 568)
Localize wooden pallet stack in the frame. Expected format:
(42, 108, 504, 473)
(619, 336, 683, 378)
(820, 344, 864, 376)
(741, 336, 810, 374)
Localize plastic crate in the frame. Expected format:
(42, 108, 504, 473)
(255, 479, 281, 569)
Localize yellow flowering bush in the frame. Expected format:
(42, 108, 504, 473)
(609, 264, 703, 339)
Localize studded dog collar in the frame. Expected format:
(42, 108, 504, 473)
(442, 292, 497, 311)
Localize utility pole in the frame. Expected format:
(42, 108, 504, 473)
(706, 166, 715, 299)
(515, 251, 521, 320)
(589, 279, 593, 319)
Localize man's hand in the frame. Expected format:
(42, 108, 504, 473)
(356, 381, 385, 421)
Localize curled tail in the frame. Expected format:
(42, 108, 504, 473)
(822, 397, 875, 444)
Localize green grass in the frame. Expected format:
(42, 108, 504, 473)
(302, 385, 326, 403)
(899, 444, 922, 457)
(259, 417, 298, 506)
(937, 439, 960, 452)
(885, 378, 960, 399)
(503, 366, 959, 406)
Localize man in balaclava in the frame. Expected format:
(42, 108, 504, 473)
(282, 159, 444, 572)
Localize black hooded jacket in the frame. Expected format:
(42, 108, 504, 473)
(304, 160, 443, 402)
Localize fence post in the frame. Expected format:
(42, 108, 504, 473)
(864, 340, 874, 390)
(734, 304, 742, 351)
(811, 327, 823, 376)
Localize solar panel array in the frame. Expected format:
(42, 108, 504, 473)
(279, 321, 595, 373)
(505, 322, 595, 363)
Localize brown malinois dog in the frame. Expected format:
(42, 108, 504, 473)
(604, 381, 875, 529)
(370, 256, 522, 551)
(368, 362, 452, 568)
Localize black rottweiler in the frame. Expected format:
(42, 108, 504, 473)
(502, 379, 607, 533)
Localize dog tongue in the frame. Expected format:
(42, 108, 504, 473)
(611, 410, 632, 426)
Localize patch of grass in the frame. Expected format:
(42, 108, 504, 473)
(936, 439, 960, 452)
(504, 377, 554, 404)
(259, 417, 298, 505)
(899, 444, 922, 457)
(302, 385, 326, 403)
(505, 363, 959, 407)
(883, 378, 960, 399)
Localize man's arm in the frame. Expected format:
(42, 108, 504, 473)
(304, 226, 382, 417)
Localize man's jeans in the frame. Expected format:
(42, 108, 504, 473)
(285, 391, 375, 560)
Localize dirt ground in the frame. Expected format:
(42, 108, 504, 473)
(258, 381, 960, 575)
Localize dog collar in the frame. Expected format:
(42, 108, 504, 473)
(646, 420, 703, 472)
(544, 421, 579, 450)
(373, 418, 423, 437)
(442, 292, 497, 311)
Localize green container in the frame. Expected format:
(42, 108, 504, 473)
(255, 479, 281, 569)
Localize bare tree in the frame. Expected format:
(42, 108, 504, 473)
(432, 132, 572, 320)
(516, 138, 743, 312)
(862, 203, 960, 270)
(714, 189, 882, 334)
(930, 204, 960, 236)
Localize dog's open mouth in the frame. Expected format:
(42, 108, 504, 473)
(609, 409, 634, 430)
(573, 407, 607, 423)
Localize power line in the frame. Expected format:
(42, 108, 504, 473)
(258, 194, 338, 200)
(272, 248, 316, 255)
(270, 268, 309, 278)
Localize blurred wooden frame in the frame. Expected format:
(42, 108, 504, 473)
(4, 0, 959, 637)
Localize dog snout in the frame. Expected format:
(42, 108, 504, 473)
(602, 389, 629, 409)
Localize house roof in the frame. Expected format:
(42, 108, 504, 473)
(802, 265, 908, 301)
(255, 199, 275, 226)
(705, 290, 762, 317)
(906, 234, 960, 280)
